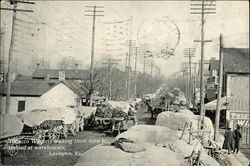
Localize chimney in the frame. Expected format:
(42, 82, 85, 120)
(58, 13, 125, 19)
(59, 71, 65, 80)
(37, 63, 40, 69)
(10, 73, 16, 82)
(45, 74, 50, 80)
(75, 63, 79, 71)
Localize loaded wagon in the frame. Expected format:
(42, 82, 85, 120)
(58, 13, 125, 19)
(44, 107, 79, 138)
(0, 109, 71, 157)
(19, 109, 68, 142)
(93, 116, 136, 135)
(0, 107, 81, 157)
(91, 101, 137, 135)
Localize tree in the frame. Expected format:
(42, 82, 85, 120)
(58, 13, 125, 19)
(79, 67, 106, 105)
(57, 56, 79, 69)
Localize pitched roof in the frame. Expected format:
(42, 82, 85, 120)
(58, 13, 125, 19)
(61, 80, 86, 97)
(223, 48, 249, 73)
(31, 68, 89, 80)
(0, 80, 85, 97)
(0, 80, 60, 96)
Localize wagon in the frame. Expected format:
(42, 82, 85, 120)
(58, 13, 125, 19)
(46, 107, 79, 138)
(93, 115, 137, 135)
(111, 116, 137, 135)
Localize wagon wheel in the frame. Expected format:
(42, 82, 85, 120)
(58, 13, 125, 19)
(62, 125, 68, 139)
(111, 123, 115, 135)
(50, 127, 60, 143)
(6, 138, 19, 156)
(52, 132, 60, 143)
(70, 122, 77, 136)
(34, 129, 46, 145)
(117, 122, 122, 135)
(79, 119, 84, 131)
(75, 121, 79, 133)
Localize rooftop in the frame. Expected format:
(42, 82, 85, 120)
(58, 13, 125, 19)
(0, 80, 84, 97)
(223, 48, 249, 73)
(31, 68, 89, 80)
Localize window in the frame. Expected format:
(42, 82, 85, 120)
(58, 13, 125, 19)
(18, 101, 25, 112)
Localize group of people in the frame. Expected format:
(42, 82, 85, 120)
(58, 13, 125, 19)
(223, 124, 242, 154)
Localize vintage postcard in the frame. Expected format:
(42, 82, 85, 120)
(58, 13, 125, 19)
(0, 0, 249, 165)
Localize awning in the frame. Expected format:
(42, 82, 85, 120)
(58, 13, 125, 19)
(205, 96, 230, 110)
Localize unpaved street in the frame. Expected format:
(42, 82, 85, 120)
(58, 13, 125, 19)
(2, 108, 151, 166)
(2, 131, 114, 166)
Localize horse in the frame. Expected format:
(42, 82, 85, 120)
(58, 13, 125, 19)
(145, 100, 166, 119)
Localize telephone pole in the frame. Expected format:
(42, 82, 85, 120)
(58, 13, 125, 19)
(102, 58, 120, 100)
(127, 40, 131, 100)
(134, 47, 138, 98)
(192, 62, 198, 109)
(150, 56, 153, 77)
(124, 40, 136, 100)
(184, 48, 195, 109)
(214, 34, 223, 141)
(191, 0, 215, 128)
(1, 0, 34, 114)
(85, 6, 104, 106)
(143, 54, 146, 73)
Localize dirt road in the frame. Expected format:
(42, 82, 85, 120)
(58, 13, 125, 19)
(1, 108, 151, 166)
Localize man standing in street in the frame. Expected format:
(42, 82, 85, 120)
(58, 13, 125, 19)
(233, 124, 242, 154)
(223, 127, 235, 154)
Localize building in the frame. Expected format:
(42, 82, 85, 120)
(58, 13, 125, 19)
(206, 48, 249, 102)
(206, 58, 219, 101)
(205, 48, 249, 144)
(31, 63, 89, 81)
(0, 80, 84, 115)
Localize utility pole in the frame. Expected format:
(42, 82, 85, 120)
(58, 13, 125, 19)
(0, 25, 5, 83)
(124, 40, 136, 100)
(134, 47, 138, 98)
(154, 66, 159, 80)
(184, 48, 195, 109)
(150, 56, 153, 77)
(191, 0, 215, 128)
(143, 54, 146, 73)
(125, 52, 128, 100)
(192, 62, 197, 109)
(125, 52, 128, 71)
(0, 22, 5, 115)
(143, 52, 151, 74)
(85, 6, 104, 106)
(127, 40, 132, 100)
(1, 0, 34, 114)
(182, 62, 189, 98)
(102, 58, 120, 100)
(181, 69, 187, 93)
(214, 34, 223, 141)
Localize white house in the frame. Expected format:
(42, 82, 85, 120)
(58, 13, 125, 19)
(0, 80, 83, 115)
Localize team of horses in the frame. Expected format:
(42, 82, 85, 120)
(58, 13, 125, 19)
(144, 99, 167, 119)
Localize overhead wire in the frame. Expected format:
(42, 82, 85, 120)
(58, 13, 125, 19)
(42, 1, 105, 40)
(17, 11, 106, 56)
(3, 2, 107, 56)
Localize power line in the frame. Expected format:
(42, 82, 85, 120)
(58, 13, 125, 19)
(42, 2, 103, 40)
(17, 11, 106, 56)
(2, 2, 106, 56)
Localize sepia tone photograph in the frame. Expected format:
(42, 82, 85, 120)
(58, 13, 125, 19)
(0, 0, 249, 165)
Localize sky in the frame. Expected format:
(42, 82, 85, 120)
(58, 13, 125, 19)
(1, 0, 249, 77)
